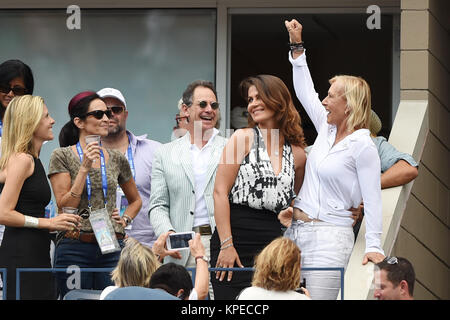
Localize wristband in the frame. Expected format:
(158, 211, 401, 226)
(289, 41, 304, 50)
(24, 215, 39, 228)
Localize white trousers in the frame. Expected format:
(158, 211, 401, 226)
(285, 220, 354, 300)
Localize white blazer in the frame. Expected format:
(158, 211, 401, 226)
(149, 131, 227, 266)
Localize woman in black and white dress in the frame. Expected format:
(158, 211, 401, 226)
(211, 75, 307, 300)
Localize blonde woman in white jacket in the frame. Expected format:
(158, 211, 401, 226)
(284, 19, 385, 300)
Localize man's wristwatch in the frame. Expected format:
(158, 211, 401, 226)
(195, 255, 209, 264)
(123, 214, 132, 226)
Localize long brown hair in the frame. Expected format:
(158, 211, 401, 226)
(239, 74, 306, 147)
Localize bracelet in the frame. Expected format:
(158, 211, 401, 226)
(220, 243, 233, 251)
(24, 215, 39, 228)
(220, 235, 232, 246)
(123, 214, 133, 226)
(70, 191, 81, 198)
(289, 41, 304, 50)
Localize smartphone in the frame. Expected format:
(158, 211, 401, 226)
(166, 231, 195, 250)
(296, 278, 307, 294)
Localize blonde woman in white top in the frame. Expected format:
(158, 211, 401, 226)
(284, 19, 385, 300)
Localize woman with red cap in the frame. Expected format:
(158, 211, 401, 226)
(48, 91, 141, 298)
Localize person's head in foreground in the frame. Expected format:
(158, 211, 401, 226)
(111, 237, 161, 288)
(149, 262, 193, 300)
(374, 256, 415, 300)
(253, 237, 302, 291)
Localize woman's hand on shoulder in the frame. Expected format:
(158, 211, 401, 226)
(362, 252, 385, 265)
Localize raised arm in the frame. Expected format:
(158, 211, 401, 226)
(285, 19, 327, 132)
(49, 143, 100, 211)
(188, 233, 209, 300)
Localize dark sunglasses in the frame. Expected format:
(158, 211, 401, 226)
(108, 105, 125, 115)
(0, 85, 27, 96)
(83, 109, 112, 119)
(198, 100, 219, 110)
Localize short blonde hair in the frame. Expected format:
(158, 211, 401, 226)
(329, 75, 372, 133)
(252, 237, 301, 291)
(0, 95, 45, 169)
(111, 237, 161, 288)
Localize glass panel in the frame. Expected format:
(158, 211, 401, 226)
(0, 9, 216, 168)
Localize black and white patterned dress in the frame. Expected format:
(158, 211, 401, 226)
(211, 126, 297, 300)
(229, 126, 295, 213)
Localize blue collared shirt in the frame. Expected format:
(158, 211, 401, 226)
(116, 130, 161, 248)
(371, 136, 418, 173)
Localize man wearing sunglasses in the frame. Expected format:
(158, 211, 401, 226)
(97, 88, 161, 249)
(149, 80, 227, 299)
(373, 256, 415, 300)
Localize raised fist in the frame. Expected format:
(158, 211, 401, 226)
(285, 19, 303, 43)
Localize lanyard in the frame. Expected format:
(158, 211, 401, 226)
(125, 136, 136, 180)
(76, 142, 108, 209)
(0, 119, 2, 136)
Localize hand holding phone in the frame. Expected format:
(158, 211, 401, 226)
(166, 231, 195, 250)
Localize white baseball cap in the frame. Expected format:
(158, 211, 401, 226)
(97, 87, 127, 108)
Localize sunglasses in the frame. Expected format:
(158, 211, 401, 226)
(108, 105, 125, 115)
(197, 100, 219, 110)
(0, 85, 27, 96)
(384, 256, 398, 264)
(175, 114, 188, 123)
(78, 209, 90, 220)
(83, 109, 112, 119)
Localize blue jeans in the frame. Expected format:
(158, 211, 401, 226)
(54, 238, 123, 298)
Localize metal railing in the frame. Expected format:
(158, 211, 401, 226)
(3, 266, 344, 300)
(0, 268, 6, 300)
